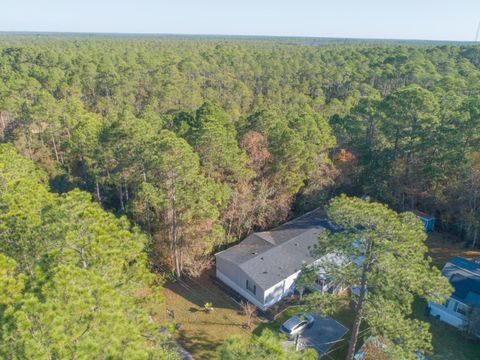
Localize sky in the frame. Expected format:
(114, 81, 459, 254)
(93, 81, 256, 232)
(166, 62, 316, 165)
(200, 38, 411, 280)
(1, 0, 480, 41)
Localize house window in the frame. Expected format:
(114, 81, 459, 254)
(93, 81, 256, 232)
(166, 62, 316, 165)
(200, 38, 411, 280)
(453, 301, 468, 316)
(246, 280, 256, 295)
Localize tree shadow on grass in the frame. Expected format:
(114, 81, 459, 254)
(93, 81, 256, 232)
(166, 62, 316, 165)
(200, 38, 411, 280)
(177, 328, 222, 360)
(194, 320, 245, 327)
(253, 320, 279, 337)
(165, 279, 240, 312)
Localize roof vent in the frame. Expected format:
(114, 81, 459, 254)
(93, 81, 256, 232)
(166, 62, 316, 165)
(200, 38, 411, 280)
(294, 243, 299, 246)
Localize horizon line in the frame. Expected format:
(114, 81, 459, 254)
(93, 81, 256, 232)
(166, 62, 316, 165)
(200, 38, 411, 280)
(0, 30, 477, 44)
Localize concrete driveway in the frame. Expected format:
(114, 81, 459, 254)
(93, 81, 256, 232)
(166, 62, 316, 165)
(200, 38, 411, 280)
(283, 315, 348, 357)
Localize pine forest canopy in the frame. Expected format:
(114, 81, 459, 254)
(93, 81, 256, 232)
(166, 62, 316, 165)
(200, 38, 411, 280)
(0, 33, 478, 268)
(0, 32, 479, 358)
(0, 144, 176, 358)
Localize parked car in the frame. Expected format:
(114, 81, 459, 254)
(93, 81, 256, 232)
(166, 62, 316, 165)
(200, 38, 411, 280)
(279, 313, 314, 339)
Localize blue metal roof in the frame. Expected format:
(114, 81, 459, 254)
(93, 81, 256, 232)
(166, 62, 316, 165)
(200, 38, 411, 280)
(449, 274, 480, 307)
(447, 257, 480, 275)
(443, 257, 480, 307)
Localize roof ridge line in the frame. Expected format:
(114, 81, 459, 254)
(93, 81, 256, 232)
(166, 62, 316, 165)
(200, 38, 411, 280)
(275, 207, 322, 228)
(256, 231, 276, 244)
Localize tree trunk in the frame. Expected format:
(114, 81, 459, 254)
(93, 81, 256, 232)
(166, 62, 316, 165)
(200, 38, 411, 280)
(0, 112, 6, 135)
(51, 134, 60, 163)
(171, 182, 181, 278)
(26, 131, 33, 159)
(118, 186, 124, 210)
(346, 254, 369, 360)
(144, 201, 152, 239)
(366, 117, 374, 149)
(95, 180, 102, 204)
(394, 127, 400, 157)
(472, 226, 478, 249)
(142, 165, 152, 238)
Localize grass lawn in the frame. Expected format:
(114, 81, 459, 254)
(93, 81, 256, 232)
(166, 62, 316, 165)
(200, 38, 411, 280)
(413, 298, 480, 360)
(157, 272, 258, 360)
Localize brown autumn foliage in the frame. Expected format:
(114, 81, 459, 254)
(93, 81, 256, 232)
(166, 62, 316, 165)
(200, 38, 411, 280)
(240, 130, 271, 175)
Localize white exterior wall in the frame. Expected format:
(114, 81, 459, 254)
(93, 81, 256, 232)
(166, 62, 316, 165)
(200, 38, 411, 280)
(216, 251, 344, 309)
(263, 270, 301, 308)
(216, 269, 266, 309)
(216, 256, 244, 287)
(216, 255, 267, 307)
(429, 300, 464, 328)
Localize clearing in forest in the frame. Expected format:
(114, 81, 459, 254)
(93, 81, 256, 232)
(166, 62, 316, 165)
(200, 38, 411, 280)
(157, 272, 259, 360)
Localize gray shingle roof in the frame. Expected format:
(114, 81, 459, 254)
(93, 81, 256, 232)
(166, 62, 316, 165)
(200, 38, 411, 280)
(216, 208, 332, 289)
(442, 257, 480, 307)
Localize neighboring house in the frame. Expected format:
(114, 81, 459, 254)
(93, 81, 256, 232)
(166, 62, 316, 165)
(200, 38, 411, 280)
(428, 257, 480, 334)
(215, 208, 339, 310)
(413, 210, 435, 233)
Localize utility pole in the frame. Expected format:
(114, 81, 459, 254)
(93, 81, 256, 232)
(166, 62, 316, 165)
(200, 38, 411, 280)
(295, 334, 301, 351)
(475, 20, 480, 42)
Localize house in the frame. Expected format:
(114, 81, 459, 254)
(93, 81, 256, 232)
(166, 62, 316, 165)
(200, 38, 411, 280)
(428, 257, 480, 334)
(413, 210, 435, 233)
(215, 208, 338, 310)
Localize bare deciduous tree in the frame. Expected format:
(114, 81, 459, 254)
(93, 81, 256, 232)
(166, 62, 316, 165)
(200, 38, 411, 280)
(240, 301, 257, 329)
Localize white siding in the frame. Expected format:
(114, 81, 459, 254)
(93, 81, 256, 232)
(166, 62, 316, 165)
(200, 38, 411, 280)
(216, 269, 266, 309)
(429, 300, 464, 328)
(216, 255, 267, 307)
(282, 270, 301, 295)
(216, 256, 244, 286)
(263, 270, 301, 308)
